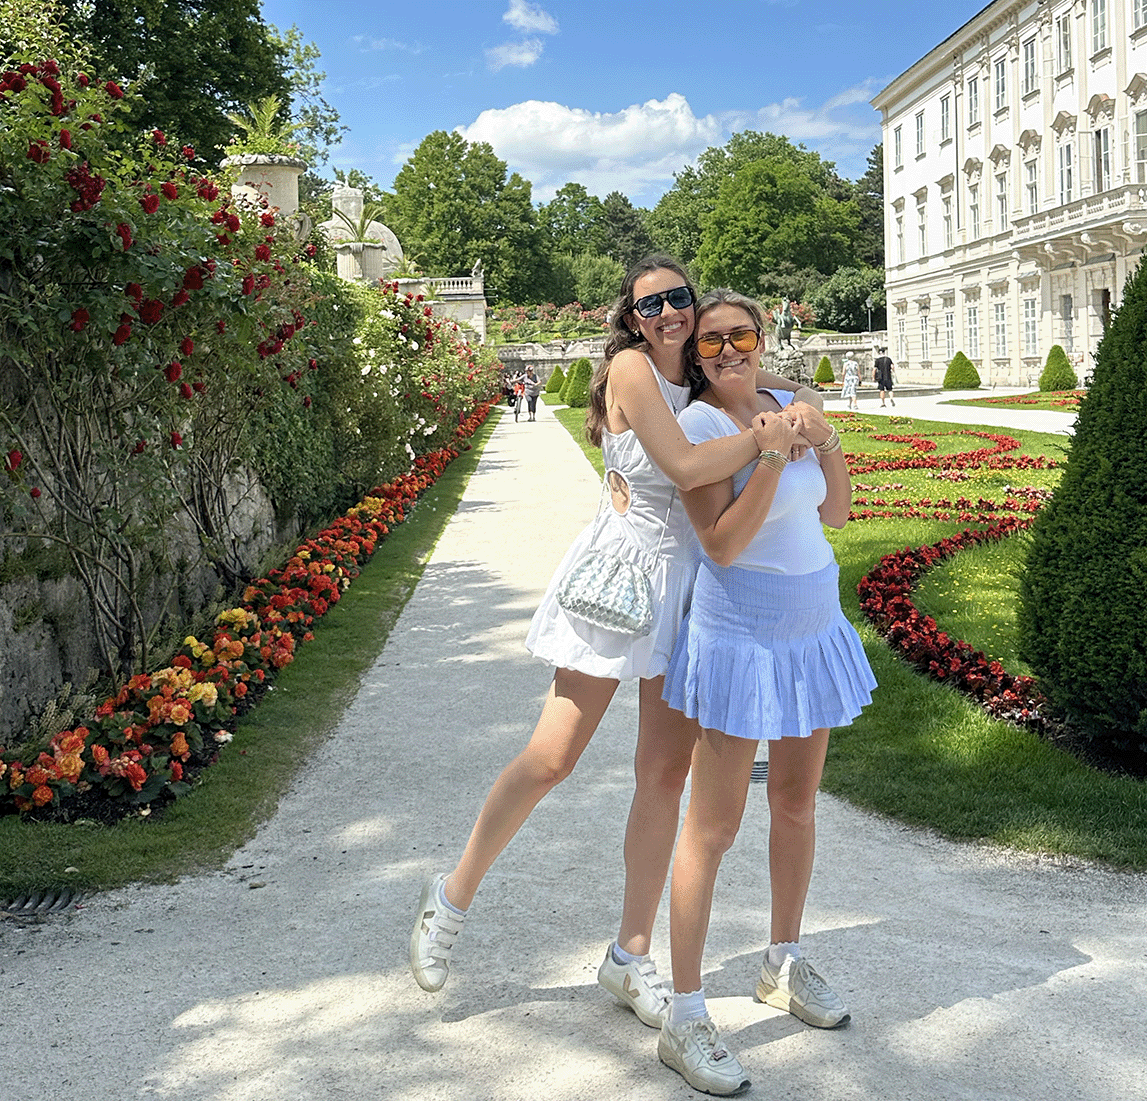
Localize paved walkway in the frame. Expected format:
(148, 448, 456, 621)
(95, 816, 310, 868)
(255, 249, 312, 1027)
(4, 390, 1144, 1101)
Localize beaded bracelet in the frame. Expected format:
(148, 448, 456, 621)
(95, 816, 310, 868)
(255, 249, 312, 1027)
(757, 449, 789, 474)
(815, 426, 842, 455)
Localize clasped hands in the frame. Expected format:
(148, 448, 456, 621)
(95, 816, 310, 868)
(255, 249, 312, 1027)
(750, 401, 831, 461)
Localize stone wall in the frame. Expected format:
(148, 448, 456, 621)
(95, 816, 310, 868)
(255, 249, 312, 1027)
(0, 470, 298, 748)
(494, 338, 606, 382)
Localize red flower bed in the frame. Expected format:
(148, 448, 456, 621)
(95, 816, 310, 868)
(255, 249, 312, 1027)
(857, 518, 1049, 730)
(0, 404, 494, 820)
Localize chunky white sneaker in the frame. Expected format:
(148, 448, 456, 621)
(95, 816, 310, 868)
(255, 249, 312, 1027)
(597, 944, 671, 1027)
(658, 1015, 750, 1096)
(756, 955, 850, 1028)
(409, 874, 465, 992)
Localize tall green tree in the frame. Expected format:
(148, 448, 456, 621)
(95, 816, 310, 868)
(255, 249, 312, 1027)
(808, 266, 886, 332)
(853, 143, 885, 269)
(269, 23, 347, 168)
(598, 191, 655, 270)
(60, 0, 290, 163)
(539, 182, 605, 256)
(694, 157, 859, 292)
(384, 130, 546, 303)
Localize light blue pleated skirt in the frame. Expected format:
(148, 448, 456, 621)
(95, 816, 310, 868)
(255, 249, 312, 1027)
(663, 559, 877, 741)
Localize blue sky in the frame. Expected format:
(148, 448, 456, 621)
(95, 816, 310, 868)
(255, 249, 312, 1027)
(260, 0, 989, 207)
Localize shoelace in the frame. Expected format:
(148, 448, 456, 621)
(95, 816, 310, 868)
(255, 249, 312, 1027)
(792, 959, 832, 998)
(691, 1018, 730, 1062)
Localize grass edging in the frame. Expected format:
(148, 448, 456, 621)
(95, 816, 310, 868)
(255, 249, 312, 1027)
(0, 410, 502, 896)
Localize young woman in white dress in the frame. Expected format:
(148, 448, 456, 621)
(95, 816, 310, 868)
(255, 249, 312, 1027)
(410, 258, 819, 1032)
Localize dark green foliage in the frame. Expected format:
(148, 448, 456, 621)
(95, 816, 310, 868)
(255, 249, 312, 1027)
(561, 358, 593, 408)
(1039, 344, 1078, 392)
(943, 352, 981, 389)
(814, 356, 834, 384)
(545, 365, 566, 393)
(809, 266, 885, 332)
(1018, 263, 1147, 765)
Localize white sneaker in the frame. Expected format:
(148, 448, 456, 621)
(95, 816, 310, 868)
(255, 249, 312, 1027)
(756, 954, 850, 1028)
(409, 874, 465, 992)
(658, 1015, 750, 1096)
(597, 944, 671, 1027)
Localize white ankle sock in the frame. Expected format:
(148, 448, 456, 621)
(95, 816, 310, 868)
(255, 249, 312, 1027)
(767, 941, 800, 968)
(669, 987, 707, 1025)
(611, 942, 641, 965)
(437, 878, 467, 916)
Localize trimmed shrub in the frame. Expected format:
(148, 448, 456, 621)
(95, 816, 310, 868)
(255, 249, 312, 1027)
(1039, 344, 1078, 392)
(545, 364, 566, 393)
(943, 351, 981, 389)
(1018, 261, 1147, 768)
(562, 357, 593, 408)
(814, 356, 835, 384)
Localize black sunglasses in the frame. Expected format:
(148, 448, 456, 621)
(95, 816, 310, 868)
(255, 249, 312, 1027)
(632, 285, 695, 319)
(695, 328, 761, 359)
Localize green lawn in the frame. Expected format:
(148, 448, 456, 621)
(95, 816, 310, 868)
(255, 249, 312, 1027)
(944, 390, 1084, 413)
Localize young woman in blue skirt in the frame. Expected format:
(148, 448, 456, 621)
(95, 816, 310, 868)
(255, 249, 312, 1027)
(657, 288, 876, 1095)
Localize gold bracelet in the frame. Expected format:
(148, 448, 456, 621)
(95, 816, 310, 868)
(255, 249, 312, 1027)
(757, 449, 788, 474)
(815, 426, 841, 454)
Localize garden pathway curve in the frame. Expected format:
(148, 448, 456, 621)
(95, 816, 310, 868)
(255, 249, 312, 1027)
(3, 389, 1143, 1101)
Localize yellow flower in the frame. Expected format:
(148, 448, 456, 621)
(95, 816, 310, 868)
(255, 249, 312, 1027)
(187, 682, 218, 708)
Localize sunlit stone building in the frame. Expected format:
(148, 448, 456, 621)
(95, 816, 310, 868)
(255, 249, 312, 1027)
(872, 0, 1147, 384)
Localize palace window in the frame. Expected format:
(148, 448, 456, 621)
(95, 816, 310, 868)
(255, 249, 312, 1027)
(1022, 37, 1037, 94)
(1094, 127, 1111, 192)
(994, 302, 1008, 359)
(943, 196, 953, 248)
(1023, 298, 1038, 357)
(969, 183, 980, 238)
(1056, 12, 1072, 71)
(894, 125, 903, 168)
(917, 204, 927, 254)
(994, 57, 1007, 111)
(1136, 0, 1147, 31)
(897, 317, 907, 362)
(920, 315, 930, 362)
(940, 95, 951, 142)
(916, 111, 925, 157)
(1059, 142, 1074, 204)
(996, 173, 1008, 231)
(896, 215, 904, 263)
(1091, 0, 1107, 53)
(1137, 112, 1147, 183)
(966, 305, 980, 359)
(1026, 160, 1039, 215)
(945, 311, 955, 361)
(968, 76, 980, 125)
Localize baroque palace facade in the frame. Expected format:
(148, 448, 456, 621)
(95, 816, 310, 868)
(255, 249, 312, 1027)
(872, 0, 1147, 384)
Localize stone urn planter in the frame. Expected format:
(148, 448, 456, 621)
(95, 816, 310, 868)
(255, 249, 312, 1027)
(222, 153, 307, 217)
(334, 240, 395, 283)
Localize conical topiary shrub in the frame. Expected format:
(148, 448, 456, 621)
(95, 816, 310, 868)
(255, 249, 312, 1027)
(562, 356, 593, 408)
(1039, 344, 1078, 392)
(545, 364, 565, 393)
(1018, 263, 1147, 767)
(943, 351, 981, 389)
(814, 355, 834, 384)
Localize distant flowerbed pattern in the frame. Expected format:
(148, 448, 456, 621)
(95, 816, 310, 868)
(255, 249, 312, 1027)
(0, 404, 492, 818)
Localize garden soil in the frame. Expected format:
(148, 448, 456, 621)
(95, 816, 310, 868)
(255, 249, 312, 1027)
(3, 389, 1144, 1101)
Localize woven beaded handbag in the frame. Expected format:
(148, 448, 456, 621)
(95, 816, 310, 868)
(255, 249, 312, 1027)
(556, 478, 673, 637)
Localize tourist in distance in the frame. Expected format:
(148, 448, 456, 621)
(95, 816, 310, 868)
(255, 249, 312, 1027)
(410, 257, 820, 1036)
(656, 288, 876, 1094)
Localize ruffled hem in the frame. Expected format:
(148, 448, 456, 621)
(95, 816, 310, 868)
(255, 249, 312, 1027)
(662, 561, 877, 740)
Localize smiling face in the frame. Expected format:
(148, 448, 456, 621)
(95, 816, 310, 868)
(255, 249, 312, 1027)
(694, 303, 761, 398)
(628, 268, 695, 357)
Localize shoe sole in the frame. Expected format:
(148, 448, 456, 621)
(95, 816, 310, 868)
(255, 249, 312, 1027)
(409, 878, 447, 992)
(597, 968, 666, 1028)
(658, 1042, 751, 1096)
(755, 979, 851, 1029)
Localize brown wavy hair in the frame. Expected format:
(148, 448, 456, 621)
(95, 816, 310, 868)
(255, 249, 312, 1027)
(584, 254, 697, 447)
(683, 287, 768, 401)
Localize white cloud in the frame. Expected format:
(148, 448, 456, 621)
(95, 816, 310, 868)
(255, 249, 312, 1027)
(503, 0, 559, 34)
(458, 94, 722, 203)
(486, 39, 546, 71)
(351, 35, 423, 54)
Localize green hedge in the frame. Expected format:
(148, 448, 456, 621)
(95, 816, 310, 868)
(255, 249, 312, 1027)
(814, 355, 834, 384)
(561, 357, 593, 408)
(943, 352, 981, 389)
(1039, 344, 1078, 392)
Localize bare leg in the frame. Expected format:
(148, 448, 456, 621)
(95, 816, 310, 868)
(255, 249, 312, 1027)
(766, 728, 830, 944)
(669, 729, 759, 993)
(445, 667, 618, 909)
(615, 677, 698, 957)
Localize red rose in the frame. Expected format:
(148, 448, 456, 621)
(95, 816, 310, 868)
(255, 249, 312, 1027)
(303, 395, 312, 408)
(125, 282, 143, 303)
(241, 274, 255, 296)
(164, 361, 182, 382)
(138, 298, 164, 324)
(30, 487, 41, 499)
(304, 244, 317, 258)
(69, 308, 89, 331)
(113, 321, 132, 345)
(197, 179, 218, 201)
(115, 222, 132, 250)
(179, 382, 193, 399)
(192, 381, 206, 393)
(152, 129, 166, 145)
(59, 129, 72, 150)
(104, 80, 123, 98)
(169, 431, 182, 448)
(182, 266, 203, 290)
(26, 140, 50, 164)
(171, 289, 189, 307)
(210, 209, 227, 225)
(182, 146, 195, 160)
(179, 336, 194, 356)
(140, 193, 159, 214)
(132, 439, 146, 454)
(76, 72, 89, 87)
(255, 243, 271, 262)
(5, 449, 22, 472)
(161, 181, 178, 201)
(260, 212, 276, 227)
(215, 233, 231, 246)
(216, 320, 226, 334)
(225, 214, 240, 232)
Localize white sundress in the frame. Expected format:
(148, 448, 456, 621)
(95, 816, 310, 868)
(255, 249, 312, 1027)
(525, 356, 698, 681)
